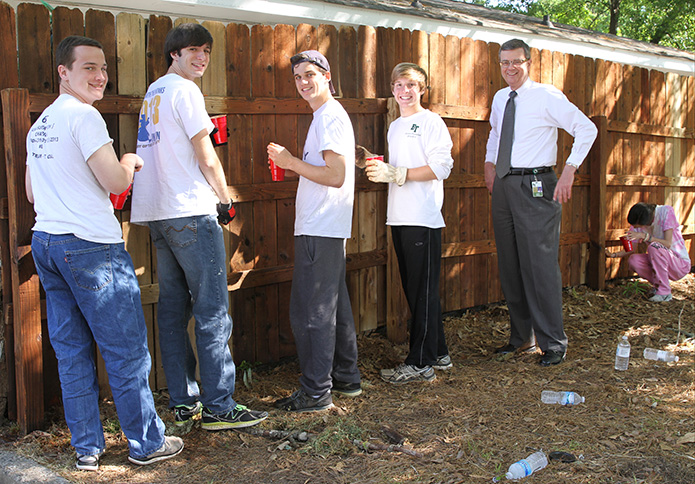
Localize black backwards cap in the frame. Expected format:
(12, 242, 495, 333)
(290, 50, 335, 94)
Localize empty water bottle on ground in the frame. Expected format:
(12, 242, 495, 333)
(614, 335, 630, 371)
(506, 450, 548, 480)
(541, 390, 585, 405)
(643, 348, 679, 362)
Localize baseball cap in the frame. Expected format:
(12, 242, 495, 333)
(290, 50, 336, 94)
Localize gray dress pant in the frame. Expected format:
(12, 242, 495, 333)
(491, 170, 568, 353)
(290, 235, 361, 397)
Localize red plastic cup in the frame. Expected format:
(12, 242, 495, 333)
(366, 155, 384, 164)
(210, 115, 228, 146)
(620, 236, 633, 252)
(110, 183, 132, 210)
(269, 158, 285, 181)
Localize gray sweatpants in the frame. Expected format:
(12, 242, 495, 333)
(290, 235, 360, 396)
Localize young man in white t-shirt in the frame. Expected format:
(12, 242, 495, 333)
(267, 50, 361, 412)
(26, 35, 183, 470)
(366, 63, 454, 384)
(131, 23, 267, 429)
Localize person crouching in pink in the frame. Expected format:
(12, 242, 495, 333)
(606, 202, 691, 302)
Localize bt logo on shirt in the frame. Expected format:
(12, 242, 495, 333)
(405, 123, 422, 138)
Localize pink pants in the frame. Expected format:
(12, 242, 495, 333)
(628, 244, 691, 295)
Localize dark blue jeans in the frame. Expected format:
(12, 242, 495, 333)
(148, 215, 237, 413)
(31, 232, 165, 458)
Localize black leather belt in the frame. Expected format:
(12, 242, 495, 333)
(507, 166, 553, 176)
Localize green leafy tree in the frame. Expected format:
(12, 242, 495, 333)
(466, 0, 695, 51)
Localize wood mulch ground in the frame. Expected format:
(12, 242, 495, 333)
(1, 275, 694, 483)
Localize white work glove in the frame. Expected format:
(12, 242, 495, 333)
(366, 158, 407, 186)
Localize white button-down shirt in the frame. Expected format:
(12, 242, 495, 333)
(485, 78, 597, 169)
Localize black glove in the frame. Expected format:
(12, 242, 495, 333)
(216, 201, 236, 225)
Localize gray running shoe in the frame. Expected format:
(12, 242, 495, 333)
(174, 401, 202, 426)
(274, 389, 334, 412)
(201, 404, 268, 430)
(380, 364, 436, 384)
(128, 436, 184, 466)
(433, 354, 453, 370)
(648, 293, 672, 302)
(332, 380, 362, 397)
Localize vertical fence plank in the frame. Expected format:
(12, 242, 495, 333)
(17, 3, 52, 94)
(51, 7, 84, 90)
(443, 35, 461, 312)
(272, 23, 298, 360)
(0, 1, 19, 422)
(2, 88, 43, 434)
(587, 116, 607, 290)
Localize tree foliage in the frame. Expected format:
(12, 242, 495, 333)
(466, 0, 695, 51)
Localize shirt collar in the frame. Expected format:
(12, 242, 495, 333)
(512, 78, 534, 97)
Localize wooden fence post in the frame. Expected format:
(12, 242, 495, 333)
(2, 88, 43, 434)
(587, 115, 608, 290)
(385, 97, 409, 343)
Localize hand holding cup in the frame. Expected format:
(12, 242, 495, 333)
(267, 142, 291, 181)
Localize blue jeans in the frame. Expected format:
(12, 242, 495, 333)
(148, 215, 237, 414)
(31, 232, 165, 458)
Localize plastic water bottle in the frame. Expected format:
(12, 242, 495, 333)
(614, 335, 630, 371)
(643, 348, 679, 362)
(506, 450, 548, 480)
(541, 390, 585, 405)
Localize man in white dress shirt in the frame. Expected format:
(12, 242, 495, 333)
(484, 38, 597, 366)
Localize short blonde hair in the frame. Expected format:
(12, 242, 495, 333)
(390, 63, 428, 92)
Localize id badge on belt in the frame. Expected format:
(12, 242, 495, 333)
(531, 176, 543, 198)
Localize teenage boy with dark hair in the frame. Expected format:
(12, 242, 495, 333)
(366, 62, 454, 384)
(26, 35, 183, 471)
(267, 50, 361, 412)
(131, 23, 267, 429)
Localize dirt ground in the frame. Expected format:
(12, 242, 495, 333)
(1, 275, 694, 484)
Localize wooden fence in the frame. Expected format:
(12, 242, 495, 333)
(1, 1, 693, 433)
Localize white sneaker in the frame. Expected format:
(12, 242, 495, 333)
(648, 293, 672, 302)
(433, 354, 453, 370)
(380, 364, 435, 384)
(128, 436, 184, 466)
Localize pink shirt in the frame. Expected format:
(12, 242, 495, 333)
(632, 205, 690, 262)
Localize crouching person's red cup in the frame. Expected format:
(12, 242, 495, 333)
(110, 183, 132, 210)
(269, 159, 285, 181)
(366, 155, 384, 164)
(620, 236, 633, 252)
(210, 115, 228, 146)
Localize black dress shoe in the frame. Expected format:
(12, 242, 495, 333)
(494, 343, 518, 355)
(539, 350, 565, 367)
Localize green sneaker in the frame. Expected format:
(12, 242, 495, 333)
(201, 404, 268, 430)
(173, 401, 202, 426)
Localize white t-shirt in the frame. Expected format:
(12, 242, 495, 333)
(485, 78, 597, 169)
(26, 94, 122, 244)
(386, 109, 453, 228)
(295, 99, 355, 239)
(131, 73, 217, 223)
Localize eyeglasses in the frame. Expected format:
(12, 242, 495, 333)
(499, 59, 529, 68)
